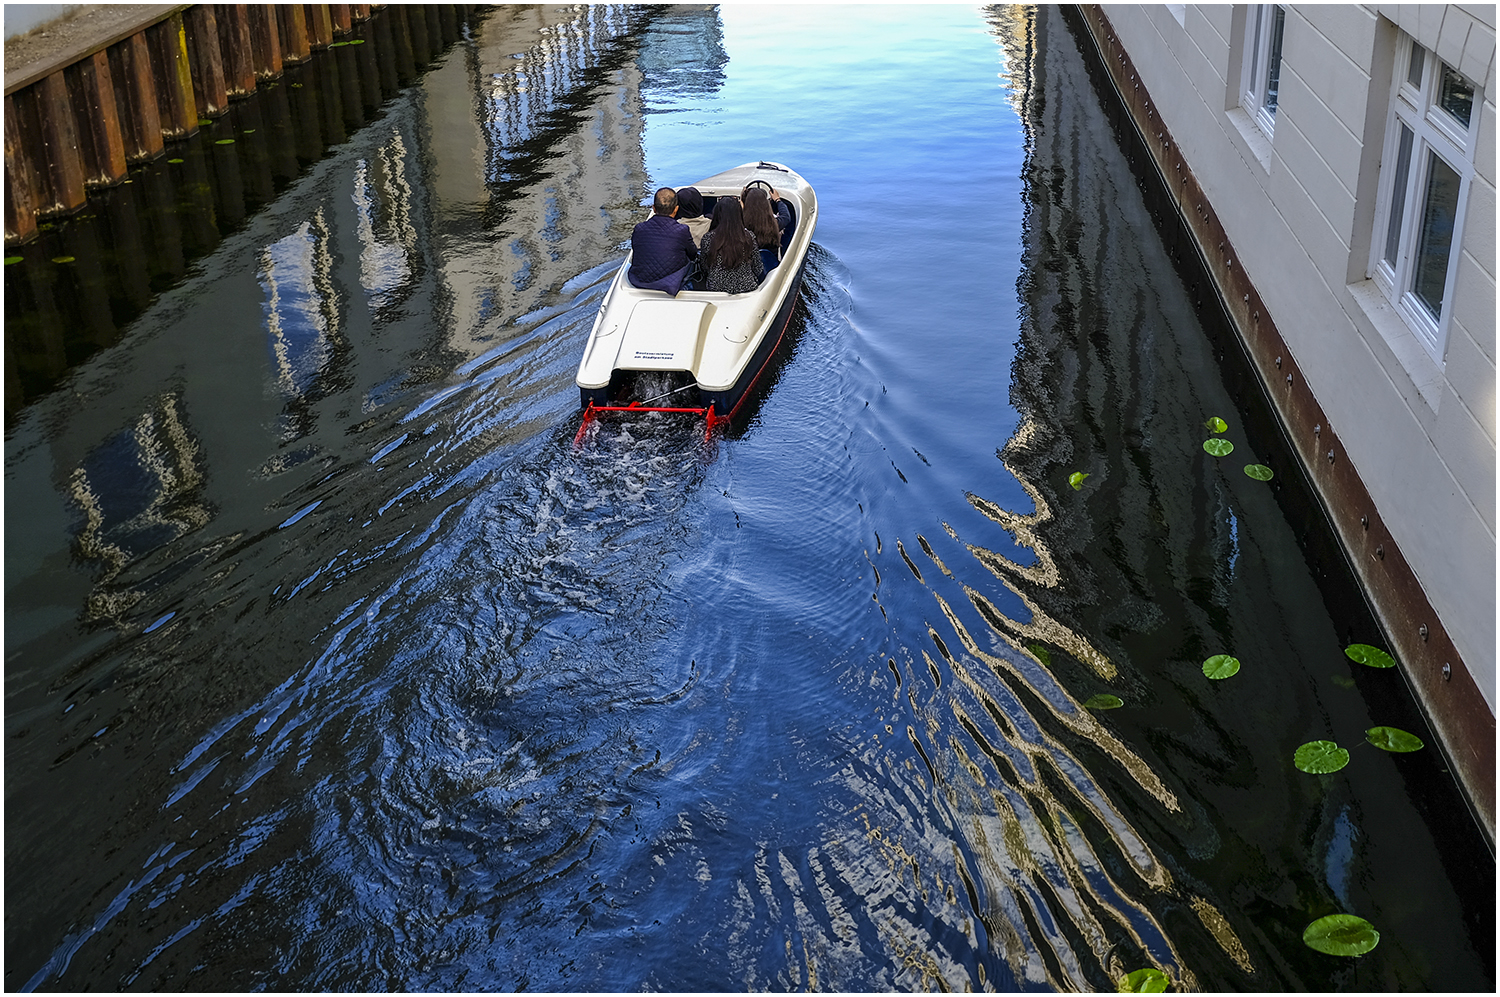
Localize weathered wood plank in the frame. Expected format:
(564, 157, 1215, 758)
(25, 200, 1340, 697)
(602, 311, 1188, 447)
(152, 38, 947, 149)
(184, 4, 229, 116)
(35, 71, 88, 214)
(330, 5, 353, 35)
(218, 4, 257, 96)
(147, 14, 199, 139)
(248, 4, 283, 80)
(279, 4, 312, 65)
(4, 94, 40, 243)
(107, 34, 165, 162)
(67, 52, 128, 186)
(351, 5, 372, 22)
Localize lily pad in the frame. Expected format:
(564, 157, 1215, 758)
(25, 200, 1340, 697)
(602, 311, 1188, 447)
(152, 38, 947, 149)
(1203, 438, 1234, 457)
(1366, 726, 1424, 752)
(1027, 643, 1051, 667)
(243, 129, 256, 134)
(198, 118, 213, 126)
(1294, 740, 1349, 774)
(51, 255, 75, 264)
(168, 158, 184, 164)
(1068, 471, 1089, 490)
(1117, 967, 1170, 992)
(1303, 913, 1380, 957)
(1084, 694, 1123, 710)
(1344, 643, 1395, 669)
(1204, 416, 1228, 434)
(215, 139, 235, 145)
(1244, 463, 1274, 480)
(4, 255, 22, 265)
(1202, 654, 1240, 680)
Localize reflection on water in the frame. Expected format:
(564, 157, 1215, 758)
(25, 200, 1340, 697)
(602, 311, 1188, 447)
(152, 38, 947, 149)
(4, 4, 1491, 993)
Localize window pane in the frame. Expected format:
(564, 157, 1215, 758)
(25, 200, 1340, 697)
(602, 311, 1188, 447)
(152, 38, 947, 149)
(1263, 6, 1286, 117)
(1383, 125, 1414, 266)
(1439, 64, 1473, 129)
(1412, 151, 1461, 320)
(1407, 41, 1425, 88)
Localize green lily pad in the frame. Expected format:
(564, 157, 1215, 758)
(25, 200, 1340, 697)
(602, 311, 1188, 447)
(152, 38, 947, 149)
(1244, 463, 1274, 480)
(1202, 654, 1240, 680)
(1344, 644, 1395, 669)
(1204, 416, 1228, 434)
(1203, 438, 1234, 457)
(1084, 694, 1123, 710)
(51, 255, 75, 264)
(328, 40, 350, 47)
(4, 255, 22, 265)
(1303, 913, 1380, 957)
(1068, 471, 1089, 490)
(215, 139, 235, 145)
(1294, 740, 1349, 774)
(1027, 643, 1051, 667)
(198, 118, 213, 126)
(1117, 967, 1170, 992)
(168, 158, 184, 164)
(1366, 726, 1424, 752)
(349, 38, 365, 44)
(243, 129, 256, 134)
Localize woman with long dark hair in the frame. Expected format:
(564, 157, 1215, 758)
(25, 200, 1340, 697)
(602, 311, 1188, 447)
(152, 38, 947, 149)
(699, 197, 765, 294)
(741, 187, 782, 273)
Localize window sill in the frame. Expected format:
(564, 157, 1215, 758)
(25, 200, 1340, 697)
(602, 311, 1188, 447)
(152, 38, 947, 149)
(1346, 279, 1444, 414)
(1225, 106, 1273, 174)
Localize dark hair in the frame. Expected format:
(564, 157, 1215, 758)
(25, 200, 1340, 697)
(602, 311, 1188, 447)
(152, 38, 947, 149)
(705, 198, 756, 272)
(676, 186, 704, 218)
(652, 187, 678, 216)
(741, 188, 779, 249)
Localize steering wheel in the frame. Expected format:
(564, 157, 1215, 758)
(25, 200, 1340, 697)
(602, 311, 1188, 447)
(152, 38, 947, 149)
(743, 179, 776, 198)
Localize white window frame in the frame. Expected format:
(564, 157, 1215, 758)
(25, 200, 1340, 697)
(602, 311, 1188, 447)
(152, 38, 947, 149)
(1241, 4, 1286, 138)
(1368, 33, 1478, 364)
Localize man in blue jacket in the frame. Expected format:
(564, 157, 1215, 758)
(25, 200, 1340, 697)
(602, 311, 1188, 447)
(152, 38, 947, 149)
(627, 188, 698, 295)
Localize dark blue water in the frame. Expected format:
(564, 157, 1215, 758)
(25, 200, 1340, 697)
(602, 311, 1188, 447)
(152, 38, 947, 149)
(5, 6, 1491, 991)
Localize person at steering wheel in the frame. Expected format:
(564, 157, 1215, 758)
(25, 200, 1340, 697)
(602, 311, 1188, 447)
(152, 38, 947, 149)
(743, 180, 791, 239)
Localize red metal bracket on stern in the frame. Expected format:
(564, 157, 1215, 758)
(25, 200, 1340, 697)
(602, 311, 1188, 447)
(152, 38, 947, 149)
(573, 400, 724, 445)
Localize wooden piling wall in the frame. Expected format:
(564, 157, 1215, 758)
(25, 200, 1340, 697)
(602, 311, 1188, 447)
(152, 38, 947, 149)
(4, 3, 379, 245)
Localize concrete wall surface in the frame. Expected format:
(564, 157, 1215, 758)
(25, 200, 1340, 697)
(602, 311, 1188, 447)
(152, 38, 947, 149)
(4, 4, 87, 39)
(1104, 5, 1495, 712)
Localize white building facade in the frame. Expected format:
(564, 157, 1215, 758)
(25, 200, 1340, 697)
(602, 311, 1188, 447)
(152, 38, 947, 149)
(1083, 5, 1494, 830)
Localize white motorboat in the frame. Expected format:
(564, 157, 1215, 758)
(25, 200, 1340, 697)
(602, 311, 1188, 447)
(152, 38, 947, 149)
(574, 161, 817, 437)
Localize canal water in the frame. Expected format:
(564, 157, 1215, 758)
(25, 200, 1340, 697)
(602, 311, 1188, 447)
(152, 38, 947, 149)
(5, 5, 1492, 991)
